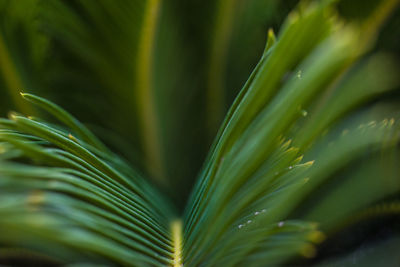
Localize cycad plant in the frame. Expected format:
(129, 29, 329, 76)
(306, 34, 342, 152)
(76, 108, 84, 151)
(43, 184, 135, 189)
(0, 0, 399, 266)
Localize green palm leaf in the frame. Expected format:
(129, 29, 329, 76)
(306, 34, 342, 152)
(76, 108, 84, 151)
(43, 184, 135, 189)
(0, 0, 399, 266)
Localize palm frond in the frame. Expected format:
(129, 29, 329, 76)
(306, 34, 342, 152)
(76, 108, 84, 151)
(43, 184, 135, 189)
(0, 95, 176, 265)
(0, 0, 399, 266)
(183, 1, 400, 265)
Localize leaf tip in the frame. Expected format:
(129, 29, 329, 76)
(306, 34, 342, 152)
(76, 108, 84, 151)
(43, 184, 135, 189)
(308, 230, 326, 244)
(300, 243, 317, 258)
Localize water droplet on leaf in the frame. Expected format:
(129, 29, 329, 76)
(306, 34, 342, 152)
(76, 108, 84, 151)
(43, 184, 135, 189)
(297, 70, 302, 79)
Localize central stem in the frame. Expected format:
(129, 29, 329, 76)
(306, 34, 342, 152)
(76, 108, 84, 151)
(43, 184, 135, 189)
(171, 219, 183, 267)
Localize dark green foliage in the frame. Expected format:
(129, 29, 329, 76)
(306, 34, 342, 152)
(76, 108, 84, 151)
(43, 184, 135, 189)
(0, 0, 399, 266)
